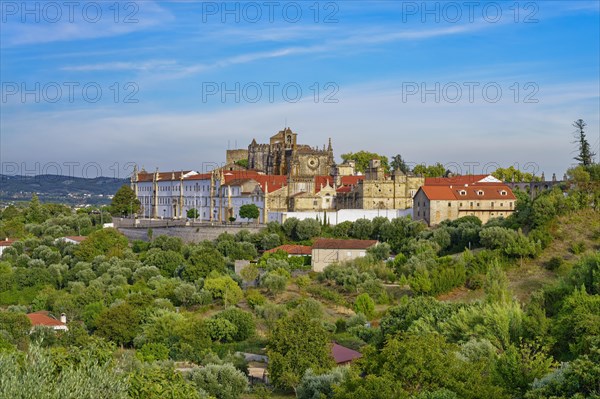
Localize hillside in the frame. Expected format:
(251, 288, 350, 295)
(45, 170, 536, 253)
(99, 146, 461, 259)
(438, 208, 600, 304)
(0, 174, 128, 206)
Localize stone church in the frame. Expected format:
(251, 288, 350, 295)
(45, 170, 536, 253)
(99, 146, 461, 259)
(226, 127, 336, 196)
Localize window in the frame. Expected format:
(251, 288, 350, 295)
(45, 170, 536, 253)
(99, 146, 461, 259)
(459, 190, 467, 196)
(477, 203, 480, 207)
(491, 202, 494, 207)
(448, 202, 451, 207)
(500, 190, 507, 196)
(347, 251, 352, 257)
(470, 202, 473, 207)
(477, 190, 484, 196)
(500, 202, 504, 206)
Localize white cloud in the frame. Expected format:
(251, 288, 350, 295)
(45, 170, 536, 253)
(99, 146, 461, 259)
(2, 79, 597, 178)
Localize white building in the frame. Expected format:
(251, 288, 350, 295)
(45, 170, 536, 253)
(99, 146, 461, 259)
(131, 168, 285, 222)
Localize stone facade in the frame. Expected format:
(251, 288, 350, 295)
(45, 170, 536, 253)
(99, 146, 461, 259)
(413, 182, 516, 226)
(336, 160, 424, 210)
(247, 127, 335, 180)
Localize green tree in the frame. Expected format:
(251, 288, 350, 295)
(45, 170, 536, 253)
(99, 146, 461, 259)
(187, 208, 199, 219)
(412, 163, 446, 177)
(341, 151, 390, 173)
(189, 363, 249, 399)
(294, 219, 321, 241)
(573, 119, 596, 166)
(239, 204, 260, 222)
(267, 311, 334, 392)
(110, 185, 141, 216)
(234, 159, 249, 169)
(390, 154, 409, 174)
(0, 345, 129, 399)
(350, 218, 373, 240)
(204, 275, 243, 306)
(240, 264, 259, 284)
(95, 302, 140, 347)
(129, 363, 200, 399)
(75, 228, 129, 261)
(144, 248, 185, 277)
(214, 307, 256, 341)
(0, 311, 31, 350)
(354, 293, 376, 319)
(484, 263, 510, 304)
(182, 244, 226, 280)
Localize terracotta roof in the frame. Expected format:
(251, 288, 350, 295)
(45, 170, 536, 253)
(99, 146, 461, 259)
(314, 176, 335, 193)
(26, 313, 66, 327)
(224, 174, 287, 194)
(424, 174, 500, 186)
(63, 236, 86, 243)
(331, 343, 362, 364)
(0, 239, 17, 247)
(265, 244, 312, 255)
(312, 238, 377, 250)
(340, 175, 364, 186)
(420, 184, 516, 201)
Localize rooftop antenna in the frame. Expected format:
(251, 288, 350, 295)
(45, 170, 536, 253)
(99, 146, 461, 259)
(285, 117, 287, 129)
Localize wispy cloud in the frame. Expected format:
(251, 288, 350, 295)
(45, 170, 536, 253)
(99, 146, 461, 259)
(0, 1, 172, 47)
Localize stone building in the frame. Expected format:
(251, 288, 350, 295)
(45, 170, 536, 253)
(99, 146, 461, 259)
(335, 159, 424, 210)
(246, 127, 335, 179)
(311, 238, 378, 272)
(413, 175, 516, 226)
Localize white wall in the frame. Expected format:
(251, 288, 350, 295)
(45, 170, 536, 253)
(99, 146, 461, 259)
(268, 209, 412, 225)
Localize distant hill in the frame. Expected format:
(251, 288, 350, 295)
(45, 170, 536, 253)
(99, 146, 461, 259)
(0, 174, 129, 206)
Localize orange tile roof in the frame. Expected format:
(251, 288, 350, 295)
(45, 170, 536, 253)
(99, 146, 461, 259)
(26, 313, 65, 327)
(424, 174, 500, 186)
(314, 176, 335, 193)
(420, 184, 515, 201)
(312, 238, 378, 250)
(340, 175, 364, 186)
(0, 238, 17, 247)
(63, 236, 87, 242)
(265, 244, 312, 255)
(224, 174, 287, 194)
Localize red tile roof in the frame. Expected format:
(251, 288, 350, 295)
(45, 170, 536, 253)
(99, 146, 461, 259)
(224, 174, 287, 193)
(420, 184, 516, 201)
(424, 174, 501, 186)
(340, 175, 364, 186)
(314, 176, 335, 193)
(63, 236, 87, 243)
(331, 343, 362, 364)
(312, 238, 378, 250)
(27, 313, 66, 327)
(265, 244, 312, 255)
(0, 238, 17, 247)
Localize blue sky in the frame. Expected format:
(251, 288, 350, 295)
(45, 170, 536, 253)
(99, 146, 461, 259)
(1, 0, 599, 178)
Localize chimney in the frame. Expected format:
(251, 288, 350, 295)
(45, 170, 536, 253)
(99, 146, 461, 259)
(60, 313, 67, 324)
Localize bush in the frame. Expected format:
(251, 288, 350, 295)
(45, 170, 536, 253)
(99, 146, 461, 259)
(214, 308, 256, 341)
(189, 363, 249, 399)
(570, 241, 586, 255)
(136, 342, 170, 362)
(545, 257, 564, 271)
(245, 289, 266, 309)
